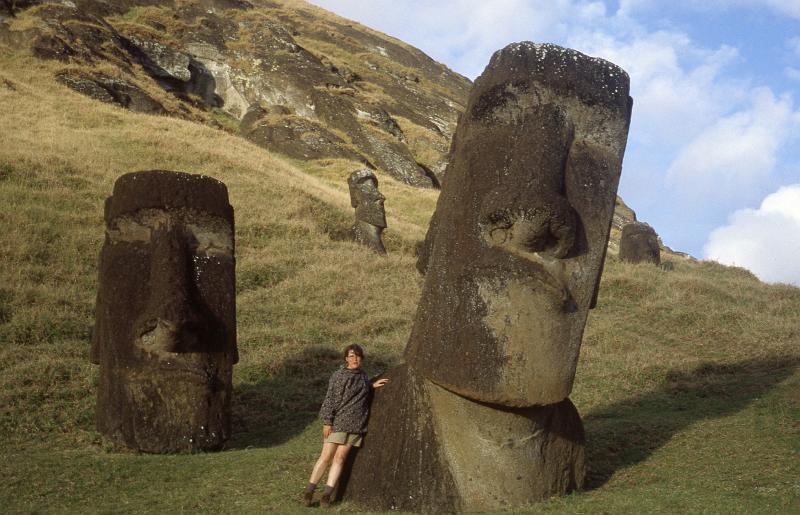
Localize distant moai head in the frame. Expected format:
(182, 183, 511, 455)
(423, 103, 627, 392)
(348, 168, 387, 254)
(348, 168, 386, 228)
(619, 222, 661, 265)
(407, 43, 632, 407)
(91, 170, 237, 453)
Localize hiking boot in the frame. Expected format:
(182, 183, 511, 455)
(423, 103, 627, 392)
(301, 490, 314, 507)
(320, 492, 331, 508)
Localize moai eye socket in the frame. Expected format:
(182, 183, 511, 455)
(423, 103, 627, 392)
(480, 201, 578, 259)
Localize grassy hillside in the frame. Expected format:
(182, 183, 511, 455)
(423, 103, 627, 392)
(1, 52, 798, 514)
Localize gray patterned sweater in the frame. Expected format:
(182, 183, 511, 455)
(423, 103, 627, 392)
(319, 366, 372, 434)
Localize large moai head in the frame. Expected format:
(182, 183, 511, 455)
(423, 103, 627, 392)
(407, 42, 632, 407)
(348, 168, 387, 253)
(619, 221, 661, 265)
(91, 170, 238, 453)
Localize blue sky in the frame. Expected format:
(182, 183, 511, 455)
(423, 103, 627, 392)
(309, 0, 800, 285)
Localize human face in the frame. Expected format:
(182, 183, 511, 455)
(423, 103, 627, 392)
(345, 351, 363, 369)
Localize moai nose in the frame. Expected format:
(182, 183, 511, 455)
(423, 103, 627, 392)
(136, 223, 205, 354)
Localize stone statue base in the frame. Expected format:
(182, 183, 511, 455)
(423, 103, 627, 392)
(352, 220, 386, 254)
(341, 365, 585, 512)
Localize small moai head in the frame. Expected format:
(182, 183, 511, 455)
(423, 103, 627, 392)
(406, 42, 632, 407)
(619, 222, 661, 265)
(348, 168, 386, 229)
(91, 170, 237, 452)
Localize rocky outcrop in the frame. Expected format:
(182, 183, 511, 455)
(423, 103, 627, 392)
(2, 0, 469, 187)
(56, 70, 166, 114)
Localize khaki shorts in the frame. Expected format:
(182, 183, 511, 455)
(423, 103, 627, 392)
(325, 431, 363, 447)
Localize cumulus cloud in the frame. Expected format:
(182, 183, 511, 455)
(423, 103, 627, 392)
(704, 185, 800, 285)
(618, 0, 800, 19)
(665, 88, 798, 200)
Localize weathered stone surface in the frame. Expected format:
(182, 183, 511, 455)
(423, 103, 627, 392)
(619, 221, 661, 265)
(344, 42, 631, 511)
(56, 71, 166, 114)
(91, 170, 238, 453)
(125, 35, 192, 83)
(3, 0, 468, 186)
(348, 168, 386, 254)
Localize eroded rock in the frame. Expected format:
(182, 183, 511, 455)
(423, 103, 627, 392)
(343, 42, 632, 511)
(91, 170, 238, 453)
(56, 71, 166, 114)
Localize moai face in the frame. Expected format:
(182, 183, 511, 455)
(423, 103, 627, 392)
(407, 43, 632, 407)
(619, 222, 661, 265)
(91, 170, 237, 452)
(348, 169, 387, 228)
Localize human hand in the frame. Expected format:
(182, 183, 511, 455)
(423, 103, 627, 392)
(372, 378, 389, 388)
(323, 424, 332, 439)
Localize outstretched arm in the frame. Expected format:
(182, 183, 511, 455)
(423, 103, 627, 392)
(372, 378, 389, 388)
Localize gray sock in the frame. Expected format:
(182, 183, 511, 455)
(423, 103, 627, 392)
(305, 482, 317, 493)
(322, 485, 335, 496)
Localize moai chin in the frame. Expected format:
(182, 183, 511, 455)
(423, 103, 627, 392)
(343, 42, 632, 512)
(91, 170, 238, 453)
(619, 221, 661, 265)
(348, 168, 387, 254)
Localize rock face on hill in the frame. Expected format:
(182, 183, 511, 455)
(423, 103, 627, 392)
(0, 0, 469, 187)
(0, 0, 677, 254)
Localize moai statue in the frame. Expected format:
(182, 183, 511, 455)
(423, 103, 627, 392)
(342, 43, 632, 512)
(347, 169, 387, 254)
(619, 221, 661, 265)
(91, 170, 238, 453)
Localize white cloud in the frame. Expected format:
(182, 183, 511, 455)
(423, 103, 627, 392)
(569, 30, 745, 148)
(665, 89, 797, 199)
(704, 184, 800, 285)
(619, 0, 800, 19)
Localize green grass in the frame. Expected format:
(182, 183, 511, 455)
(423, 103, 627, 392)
(0, 51, 798, 514)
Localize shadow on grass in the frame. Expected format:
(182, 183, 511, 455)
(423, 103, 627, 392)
(228, 346, 390, 449)
(583, 355, 799, 489)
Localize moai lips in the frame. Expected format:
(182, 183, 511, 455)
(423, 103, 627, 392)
(91, 170, 237, 453)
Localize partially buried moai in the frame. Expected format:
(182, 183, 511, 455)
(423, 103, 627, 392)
(619, 221, 661, 265)
(91, 170, 238, 453)
(342, 43, 632, 511)
(348, 168, 387, 254)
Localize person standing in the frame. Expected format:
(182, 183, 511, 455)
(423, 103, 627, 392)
(302, 344, 389, 507)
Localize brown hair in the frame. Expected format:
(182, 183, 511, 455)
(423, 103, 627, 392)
(343, 343, 364, 359)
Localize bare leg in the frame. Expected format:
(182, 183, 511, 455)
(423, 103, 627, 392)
(325, 443, 353, 488)
(309, 442, 339, 484)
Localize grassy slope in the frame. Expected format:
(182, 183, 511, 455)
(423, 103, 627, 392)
(1, 53, 798, 514)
